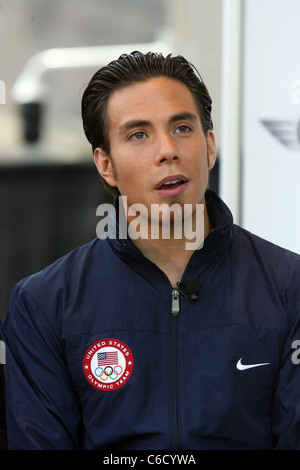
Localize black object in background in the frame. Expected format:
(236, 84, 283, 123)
(0, 161, 113, 320)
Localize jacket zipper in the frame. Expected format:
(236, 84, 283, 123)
(171, 288, 180, 449)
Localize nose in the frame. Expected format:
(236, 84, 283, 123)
(156, 133, 179, 164)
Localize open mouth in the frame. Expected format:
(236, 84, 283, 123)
(158, 179, 184, 190)
(155, 175, 188, 196)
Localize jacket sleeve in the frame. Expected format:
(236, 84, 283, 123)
(271, 279, 300, 449)
(0, 284, 80, 450)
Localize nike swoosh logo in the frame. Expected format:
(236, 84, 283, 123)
(236, 358, 270, 370)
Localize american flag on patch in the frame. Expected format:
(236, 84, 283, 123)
(97, 351, 118, 366)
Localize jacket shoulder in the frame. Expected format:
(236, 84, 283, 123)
(232, 224, 300, 265)
(11, 238, 109, 310)
(232, 224, 300, 311)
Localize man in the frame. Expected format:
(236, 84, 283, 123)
(1, 51, 300, 450)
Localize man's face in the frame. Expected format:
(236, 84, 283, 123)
(95, 77, 216, 216)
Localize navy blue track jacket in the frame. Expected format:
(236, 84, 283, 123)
(1, 190, 300, 450)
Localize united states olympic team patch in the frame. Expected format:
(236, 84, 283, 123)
(83, 338, 134, 391)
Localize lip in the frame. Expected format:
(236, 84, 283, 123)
(154, 174, 188, 197)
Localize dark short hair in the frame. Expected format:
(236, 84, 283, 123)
(81, 51, 213, 196)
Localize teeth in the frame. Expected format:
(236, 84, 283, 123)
(164, 179, 181, 185)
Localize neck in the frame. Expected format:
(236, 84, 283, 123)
(130, 202, 212, 287)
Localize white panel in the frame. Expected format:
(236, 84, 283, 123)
(242, 0, 300, 253)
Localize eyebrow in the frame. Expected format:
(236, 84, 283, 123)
(168, 112, 199, 125)
(117, 111, 199, 136)
(118, 119, 151, 136)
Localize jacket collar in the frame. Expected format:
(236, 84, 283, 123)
(184, 190, 234, 276)
(105, 190, 233, 279)
(200, 189, 233, 255)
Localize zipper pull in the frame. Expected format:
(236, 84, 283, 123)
(171, 289, 180, 317)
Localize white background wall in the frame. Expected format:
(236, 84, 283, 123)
(241, 0, 300, 253)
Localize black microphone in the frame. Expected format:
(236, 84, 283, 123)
(177, 277, 200, 300)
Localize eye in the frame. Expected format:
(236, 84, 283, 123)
(129, 131, 147, 141)
(174, 125, 192, 134)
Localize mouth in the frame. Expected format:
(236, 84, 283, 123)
(154, 175, 188, 197)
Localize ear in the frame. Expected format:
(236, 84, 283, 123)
(94, 147, 118, 188)
(206, 131, 217, 170)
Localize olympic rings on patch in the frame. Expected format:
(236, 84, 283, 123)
(94, 365, 123, 381)
(94, 367, 108, 380)
(104, 366, 113, 376)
